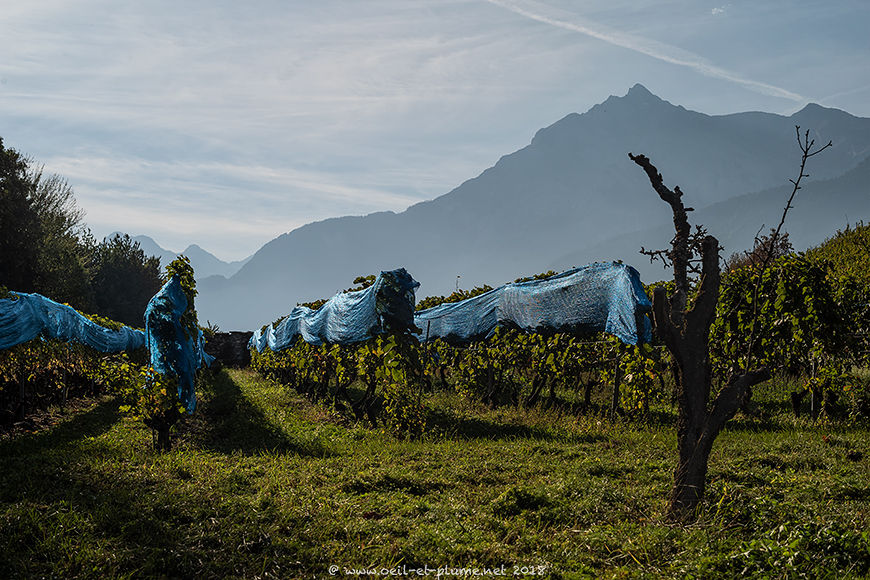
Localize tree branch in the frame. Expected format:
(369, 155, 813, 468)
(629, 152, 691, 324)
(706, 368, 771, 436)
(686, 236, 721, 340)
(652, 286, 678, 352)
(742, 126, 833, 369)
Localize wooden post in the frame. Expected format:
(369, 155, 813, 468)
(16, 352, 27, 422)
(420, 322, 431, 405)
(610, 342, 623, 418)
(810, 356, 821, 420)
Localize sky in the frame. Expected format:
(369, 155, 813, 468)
(2, 0, 868, 261)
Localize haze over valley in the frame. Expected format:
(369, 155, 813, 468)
(180, 86, 870, 330)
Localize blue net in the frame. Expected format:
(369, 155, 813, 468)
(144, 275, 209, 413)
(0, 292, 146, 352)
(196, 329, 216, 369)
(414, 262, 652, 345)
(250, 268, 420, 351)
(1, 283, 211, 415)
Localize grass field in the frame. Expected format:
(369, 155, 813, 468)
(1, 368, 868, 579)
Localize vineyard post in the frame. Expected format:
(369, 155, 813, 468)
(16, 353, 26, 422)
(610, 341, 623, 418)
(810, 355, 820, 419)
(61, 344, 68, 411)
(420, 321, 431, 406)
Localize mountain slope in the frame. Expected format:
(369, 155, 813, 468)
(122, 234, 178, 268)
(180, 244, 252, 279)
(550, 155, 870, 281)
(110, 234, 252, 280)
(198, 85, 870, 330)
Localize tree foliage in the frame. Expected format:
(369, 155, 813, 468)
(807, 222, 870, 281)
(0, 138, 42, 293)
(163, 254, 198, 339)
(27, 166, 92, 306)
(806, 223, 870, 367)
(0, 136, 164, 322)
(713, 255, 843, 376)
(90, 234, 162, 328)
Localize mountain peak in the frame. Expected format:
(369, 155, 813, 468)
(792, 101, 856, 120)
(197, 90, 870, 330)
(105, 233, 250, 280)
(626, 83, 655, 99)
(531, 84, 669, 146)
(595, 83, 668, 111)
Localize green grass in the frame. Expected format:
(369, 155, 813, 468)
(1, 369, 868, 579)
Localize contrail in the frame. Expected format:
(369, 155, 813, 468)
(819, 83, 870, 104)
(484, 0, 805, 102)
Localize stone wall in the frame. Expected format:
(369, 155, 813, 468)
(204, 331, 253, 367)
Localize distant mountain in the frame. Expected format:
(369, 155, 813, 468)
(108, 233, 252, 280)
(197, 85, 870, 330)
(549, 154, 870, 281)
(118, 234, 178, 268)
(181, 243, 252, 280)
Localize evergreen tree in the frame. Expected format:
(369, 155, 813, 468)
(90, 234, 162, 327)
(0, 138, 41, 292)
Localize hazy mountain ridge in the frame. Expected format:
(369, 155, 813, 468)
(109, 233, 252, 280)
(550, 154, 870, 280)
(197, 85, 870, 330)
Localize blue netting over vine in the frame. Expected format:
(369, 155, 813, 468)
(250, 268, 420, 351)
(414, 262, 652, 345)
(196, 329, 215, 370)
(144, 276, 211, 413)
(0, 292, 146, 352)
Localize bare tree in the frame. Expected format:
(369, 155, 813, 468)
(629, 127, 832, 520)
(725, 229, 793, 271)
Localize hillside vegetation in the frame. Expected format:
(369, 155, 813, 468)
(0, 138, 163, 327)
(808, 222, 870, 282)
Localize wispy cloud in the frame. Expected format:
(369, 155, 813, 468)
(482, 0, 804, 102)
(2, 0, 865, 261)
(819, 83, 870, 105)
(40, 152, 430, 259)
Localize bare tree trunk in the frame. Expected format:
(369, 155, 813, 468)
(652, 238, 772, 519)
(630, 153, 770, 520)
(524, 374, 545, 408)
(352, 377, 379, 426)
(155, 425, 172, 452)
(582, 379, 595, 413)
(145, 407, 181, 453)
